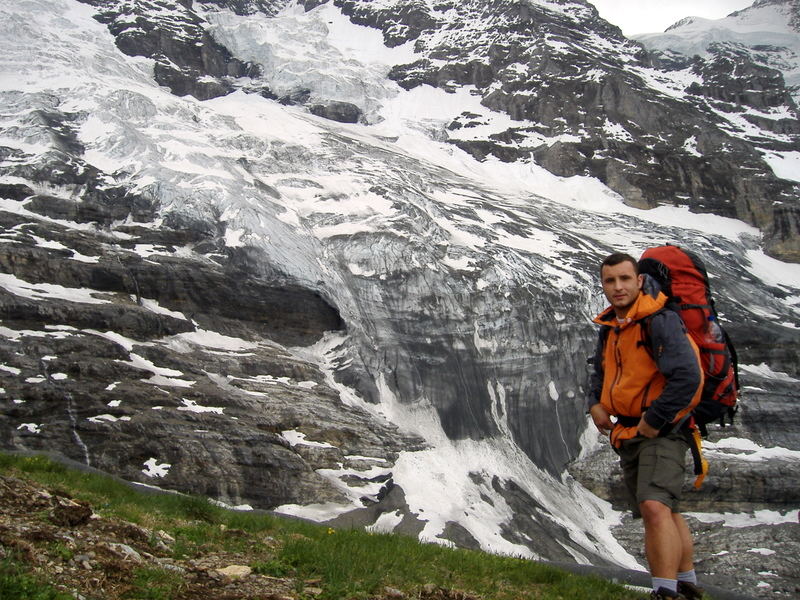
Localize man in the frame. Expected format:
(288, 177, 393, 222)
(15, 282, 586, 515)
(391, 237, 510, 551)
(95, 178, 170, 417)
(589, 252, 705, 600)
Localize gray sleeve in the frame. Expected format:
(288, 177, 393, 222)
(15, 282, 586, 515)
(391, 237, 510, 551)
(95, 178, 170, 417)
(644, 310, 703, 430)
(586, 327, 607, 412)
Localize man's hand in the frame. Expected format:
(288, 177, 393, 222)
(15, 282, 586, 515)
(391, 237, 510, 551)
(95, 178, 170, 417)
(589, 404, 613, 434)
(637, 414, 660, 438)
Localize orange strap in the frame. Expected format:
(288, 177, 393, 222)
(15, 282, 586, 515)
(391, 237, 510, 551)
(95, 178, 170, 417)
(690, 428, 708, 489)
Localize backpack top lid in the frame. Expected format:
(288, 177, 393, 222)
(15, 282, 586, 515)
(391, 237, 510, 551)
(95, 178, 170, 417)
(639, 245, 710, 306)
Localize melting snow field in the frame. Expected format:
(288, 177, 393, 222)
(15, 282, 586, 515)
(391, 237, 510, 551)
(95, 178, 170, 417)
(704, 435, 800, 463)
(686, 508, 799, 528)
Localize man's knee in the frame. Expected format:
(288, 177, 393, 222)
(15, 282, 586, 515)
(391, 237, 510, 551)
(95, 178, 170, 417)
(639, 499, 672, 523)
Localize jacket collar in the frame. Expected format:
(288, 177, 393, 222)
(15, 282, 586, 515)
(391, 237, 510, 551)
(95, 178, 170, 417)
(594, 290, 668, 327)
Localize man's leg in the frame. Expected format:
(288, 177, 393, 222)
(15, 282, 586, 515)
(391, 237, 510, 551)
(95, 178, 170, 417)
(673, 513, 705, 599)
(673, 513, 694, 573)
(640, 499, 681, 579)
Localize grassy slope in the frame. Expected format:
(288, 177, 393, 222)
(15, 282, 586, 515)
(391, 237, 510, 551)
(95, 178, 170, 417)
(0, 452, 642, 600)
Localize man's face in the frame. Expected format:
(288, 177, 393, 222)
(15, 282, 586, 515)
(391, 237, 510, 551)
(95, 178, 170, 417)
(601, 260, 643, 317)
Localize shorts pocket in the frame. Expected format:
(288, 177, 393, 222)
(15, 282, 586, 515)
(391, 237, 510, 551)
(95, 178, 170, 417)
(651, 441, 687, 498)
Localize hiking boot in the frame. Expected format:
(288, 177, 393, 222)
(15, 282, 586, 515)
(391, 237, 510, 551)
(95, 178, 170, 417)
(677, 581, 705, 600)
(648, 587, 687, 600)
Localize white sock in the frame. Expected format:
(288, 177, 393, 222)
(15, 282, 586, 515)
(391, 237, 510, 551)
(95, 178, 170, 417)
(678, 569, 698, 585)
(652, 577, 678, 593)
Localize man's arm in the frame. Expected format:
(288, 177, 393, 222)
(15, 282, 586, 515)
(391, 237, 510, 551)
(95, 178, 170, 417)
(588, 326, 613, 433)
(640, 310, 702, 433)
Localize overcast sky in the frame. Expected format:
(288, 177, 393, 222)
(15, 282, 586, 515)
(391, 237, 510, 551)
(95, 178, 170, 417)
(590, 0, 755, 36)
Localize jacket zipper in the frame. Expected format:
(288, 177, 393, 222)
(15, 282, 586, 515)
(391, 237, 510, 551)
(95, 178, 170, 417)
(609, 329, 623, 415)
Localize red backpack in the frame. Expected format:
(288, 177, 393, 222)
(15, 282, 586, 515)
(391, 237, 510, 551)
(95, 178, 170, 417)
(638, 245, 739, 435)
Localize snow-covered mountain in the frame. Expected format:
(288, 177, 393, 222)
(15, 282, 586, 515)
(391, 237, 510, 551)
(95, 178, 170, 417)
(0, 0, 798, 597)
(637, 0, 800, 104)
(75, 0, 800, 262)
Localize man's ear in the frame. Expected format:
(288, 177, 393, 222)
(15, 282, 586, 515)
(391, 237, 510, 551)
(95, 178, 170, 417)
(637, 274, 644, 290)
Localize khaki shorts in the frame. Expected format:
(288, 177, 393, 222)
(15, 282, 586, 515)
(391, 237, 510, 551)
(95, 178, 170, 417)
(616, 434, 689, 518)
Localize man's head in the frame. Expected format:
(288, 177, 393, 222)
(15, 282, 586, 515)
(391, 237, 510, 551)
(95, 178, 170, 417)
(600, 253, 643, 318)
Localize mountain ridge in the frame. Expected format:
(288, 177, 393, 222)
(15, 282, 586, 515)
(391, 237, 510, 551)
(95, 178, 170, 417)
(69, 0, 800, 260)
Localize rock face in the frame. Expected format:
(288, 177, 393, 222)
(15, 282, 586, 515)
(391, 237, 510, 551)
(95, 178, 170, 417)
(74, 0, 800, 261)
(79, 0, 265, 100)
(0, 0, 798, 596)
(634, 0, 800, 263)
(309, 101, 363, 123)
(639, 0, 800, 106)
(330, 0, 800, 262)
(0, 190, 421, 509)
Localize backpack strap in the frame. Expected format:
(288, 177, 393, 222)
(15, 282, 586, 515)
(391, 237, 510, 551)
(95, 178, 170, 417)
(721, 326, 740, 395)
(635, 306, 670, 357)
(678, 302, 712, 310)
(588, 324, 612, 366)
(634, 308, 665, 416)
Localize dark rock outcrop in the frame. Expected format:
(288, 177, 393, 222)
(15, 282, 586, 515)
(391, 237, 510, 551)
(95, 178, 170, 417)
(310, 101, 363, 124)
(686, 44, 795, 111)
(607, 513, 800, 599)
(80, 0, 264, 100)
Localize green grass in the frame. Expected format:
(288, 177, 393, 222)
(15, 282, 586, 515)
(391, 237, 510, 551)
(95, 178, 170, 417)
(0, 452, 641, 600)
(277, 527, 630, 600)
(124, 567, 185, 600)
(0, 555, 74, 600)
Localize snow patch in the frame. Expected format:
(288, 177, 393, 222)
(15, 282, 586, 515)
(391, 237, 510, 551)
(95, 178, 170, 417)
(686, 508, 799, 527)
(142, 458, 171, 478)
(281, 430, 336, 448)
(17, 423, 42, 434)
(177, 399, 224, 414)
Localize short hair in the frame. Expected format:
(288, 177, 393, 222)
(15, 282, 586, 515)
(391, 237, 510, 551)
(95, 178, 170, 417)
(600, 252, 638, 274)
